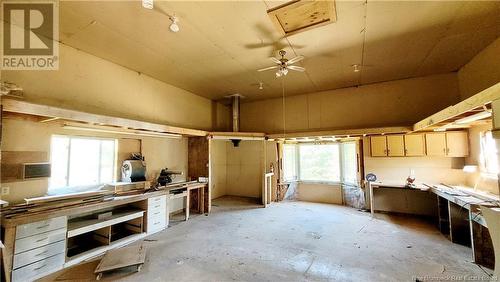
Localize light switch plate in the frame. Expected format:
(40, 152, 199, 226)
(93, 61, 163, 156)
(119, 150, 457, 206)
(1, 186, 10, 195)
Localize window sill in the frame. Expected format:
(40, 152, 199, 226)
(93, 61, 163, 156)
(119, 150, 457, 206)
(297, 180, 342, 186)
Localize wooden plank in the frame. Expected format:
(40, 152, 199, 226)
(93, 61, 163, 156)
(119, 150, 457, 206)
(188, 136, 209, 180)
(413, 82, 500, 132)
(209, 132, 266, 138)
(267, 0, 336, 37)
(68, 210, 144, 238)
(95, 243, 146, 274)
(266, 126, 412, 139)
(2, 98, 207, 137)
(2, 227, 15, 282)
(1, 151, 48, 181)
(25, 191, 111, 205)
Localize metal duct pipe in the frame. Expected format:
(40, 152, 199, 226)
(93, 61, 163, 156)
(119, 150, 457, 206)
(232, 95, 240, 132)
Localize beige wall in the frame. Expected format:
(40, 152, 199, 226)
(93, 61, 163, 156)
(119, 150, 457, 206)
(209, 140, 264, 199)
(210, 140, 227, 199)
(1, 118, 188, 204)
(226, 141, 263, 198)
(297, 183, 343, 205)
(1, 43, 219, 131)
(458, 37, 500, 100)
(240, 73, 460, 133)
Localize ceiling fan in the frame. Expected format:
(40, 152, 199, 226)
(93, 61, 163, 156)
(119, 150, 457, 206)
(257, 50, 305, 77)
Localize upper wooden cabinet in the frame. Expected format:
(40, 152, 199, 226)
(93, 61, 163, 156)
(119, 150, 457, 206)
(445, 131, 469, 157)
(386, 135, 405, 157)
(370, 131, 468, 157)
(404, 134, 425, 156)
(425, 132, 469, 157)
(370, 136, 387, 157)
(425, 133, 447, 156)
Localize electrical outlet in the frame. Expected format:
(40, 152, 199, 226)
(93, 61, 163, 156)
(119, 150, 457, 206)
(1, 187, 10, 195)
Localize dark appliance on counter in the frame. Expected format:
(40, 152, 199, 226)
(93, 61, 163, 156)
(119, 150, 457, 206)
(157, 168, 183, 186)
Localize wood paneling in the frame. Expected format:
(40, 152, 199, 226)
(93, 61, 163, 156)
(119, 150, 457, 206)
(188, 137, 209, 180)
(1, 151, 48, 182)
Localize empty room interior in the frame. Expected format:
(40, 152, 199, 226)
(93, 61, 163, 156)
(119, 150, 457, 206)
(1, 0, 500, 281)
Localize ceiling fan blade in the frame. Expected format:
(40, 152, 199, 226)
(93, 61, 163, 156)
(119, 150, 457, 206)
(269, 57, 281, 64)
(257, 65, 279, 72)
(288, 65, 305, 72)
(287, 55, 304, 65)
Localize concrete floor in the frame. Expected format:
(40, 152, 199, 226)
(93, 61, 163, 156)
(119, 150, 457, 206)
(42, 196, 491, 282)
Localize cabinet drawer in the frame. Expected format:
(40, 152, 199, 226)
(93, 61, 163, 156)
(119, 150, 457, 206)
(13, 240, 65, 269)
(148, 216, 166, 233)
(12, 253, 65, 282)
(15, 228, 66, 254)
(16, 216, 67, 240)
(148, 195, 166, 206)
(148, 196, 166, 211)
(148, 206, 166, 218)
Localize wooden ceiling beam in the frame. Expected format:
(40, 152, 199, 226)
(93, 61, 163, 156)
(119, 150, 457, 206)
(1, 98, 207, 137)
(266, 126, 412, 139)
(413, 82, 500, 132)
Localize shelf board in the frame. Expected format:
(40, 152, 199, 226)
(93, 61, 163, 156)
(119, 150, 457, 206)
(65, 233, 147, 268)
(67, 210, 144, 238)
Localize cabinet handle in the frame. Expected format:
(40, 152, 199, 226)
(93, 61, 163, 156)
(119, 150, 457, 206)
(36, 224, 50, 229)
(154, 212, 160, 215)
(35, 250, 48, 256)
(36, 237, 48, 242)
(34, 264, 47, 271)
(154, 205, 160, 209)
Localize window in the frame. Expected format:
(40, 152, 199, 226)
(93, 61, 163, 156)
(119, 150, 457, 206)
(50, 135, 117, 191)
(341, 142, 358, 185)
(299, 144, 340, 182)
(283, 144, 297, 181)
(282, 142, 358, 184)
(480, 131, 498, 177)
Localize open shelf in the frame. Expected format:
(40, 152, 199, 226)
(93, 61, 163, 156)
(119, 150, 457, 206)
(65, 233, 147, 267)
(67, 209, 144, 238)
(66, 208, 145, 261)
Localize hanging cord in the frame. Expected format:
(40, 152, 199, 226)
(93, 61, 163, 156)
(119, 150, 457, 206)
(282, 77, 286, 139)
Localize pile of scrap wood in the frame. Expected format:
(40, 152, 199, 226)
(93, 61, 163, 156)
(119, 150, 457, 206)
(1, 191, 113, 218)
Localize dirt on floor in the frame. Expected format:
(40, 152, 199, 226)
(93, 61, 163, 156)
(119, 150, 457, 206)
(41, 196, 492, 282)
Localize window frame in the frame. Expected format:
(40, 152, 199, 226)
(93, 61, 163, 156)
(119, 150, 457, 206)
(49, 135, 118, 190)
(282, 141, 359, 185)
(479, 131, 499, 180)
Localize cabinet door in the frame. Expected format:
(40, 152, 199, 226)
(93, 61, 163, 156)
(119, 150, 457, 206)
(386, 135, 405, 156)
(404, 134, 425, 156)
(370, 136, 387, 157)
(446, 131, 469, 157)
(425, 133, 447, 156)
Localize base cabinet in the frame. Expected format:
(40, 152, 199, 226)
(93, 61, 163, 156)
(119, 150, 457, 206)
(12, 216, 67, 282)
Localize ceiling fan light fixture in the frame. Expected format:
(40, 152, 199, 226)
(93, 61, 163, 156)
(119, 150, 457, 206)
(169, 16, 179, 32)
(142, 0, 153, 9)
